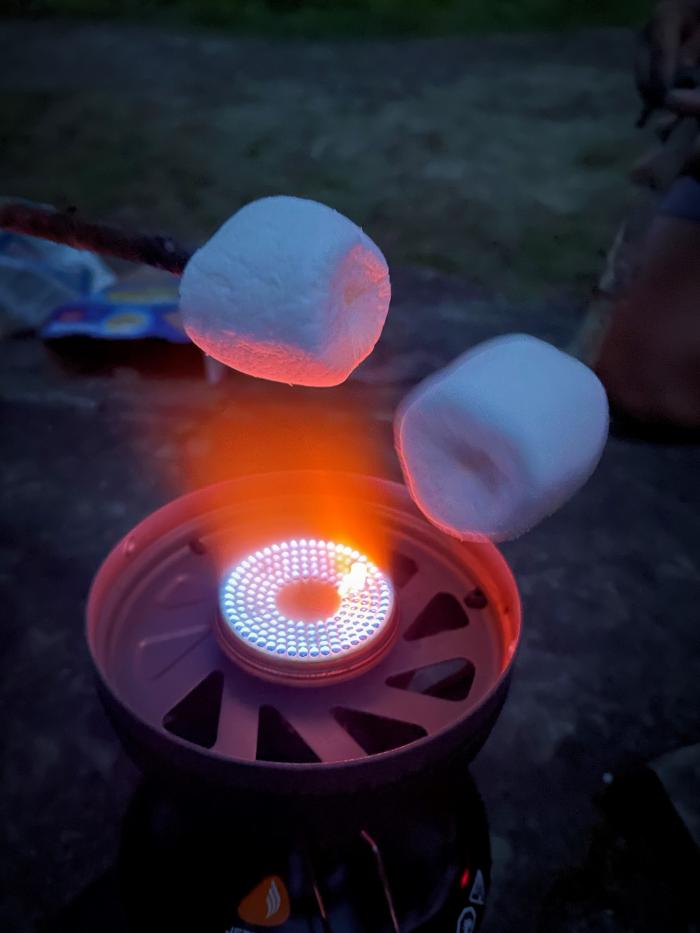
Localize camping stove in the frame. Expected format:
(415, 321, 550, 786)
(87, 473, 521, 932)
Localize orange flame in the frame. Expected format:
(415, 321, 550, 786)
(338, 561, 369, 598)
(138, 375, 395, 574)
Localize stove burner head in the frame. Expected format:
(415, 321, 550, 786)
(218, 539, 396, 683)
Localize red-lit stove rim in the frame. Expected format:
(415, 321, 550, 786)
(86, 472, 522, 795)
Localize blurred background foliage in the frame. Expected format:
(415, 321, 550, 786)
(5, 0, 644, 36)
(1, 1, 648, 301)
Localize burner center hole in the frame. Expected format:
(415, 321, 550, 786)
(276, 580, 341, 622)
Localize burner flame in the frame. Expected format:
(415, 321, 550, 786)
(338, 560, 368, 598)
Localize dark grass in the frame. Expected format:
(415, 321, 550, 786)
(4, 0, 645, 36)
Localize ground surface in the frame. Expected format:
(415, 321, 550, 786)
(1, 266, 699, 933)
(1, 19, 643, 300)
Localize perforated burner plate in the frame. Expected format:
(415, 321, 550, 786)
(218, 539, 396, 682)
(87, 473, 521, 794)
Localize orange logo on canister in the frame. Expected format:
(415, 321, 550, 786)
(238, 875, 290, 927)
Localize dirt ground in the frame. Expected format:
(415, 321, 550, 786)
(1, 19, 643, 301)
(1, 278, 699, 933)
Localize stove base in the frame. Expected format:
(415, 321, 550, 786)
(115, 765, 490, 933)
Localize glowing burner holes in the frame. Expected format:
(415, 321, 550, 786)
(220, 538, 395, 670)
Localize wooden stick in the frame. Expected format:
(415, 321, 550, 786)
(0, 200, 192, 275)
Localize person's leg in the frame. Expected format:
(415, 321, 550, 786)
(595, 183, 700, 429)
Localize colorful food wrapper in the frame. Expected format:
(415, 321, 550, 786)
(41, 279, 189, 344)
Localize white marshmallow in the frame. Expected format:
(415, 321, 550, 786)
(179, 196, 391, 387)
(395, 334, 609, 542)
